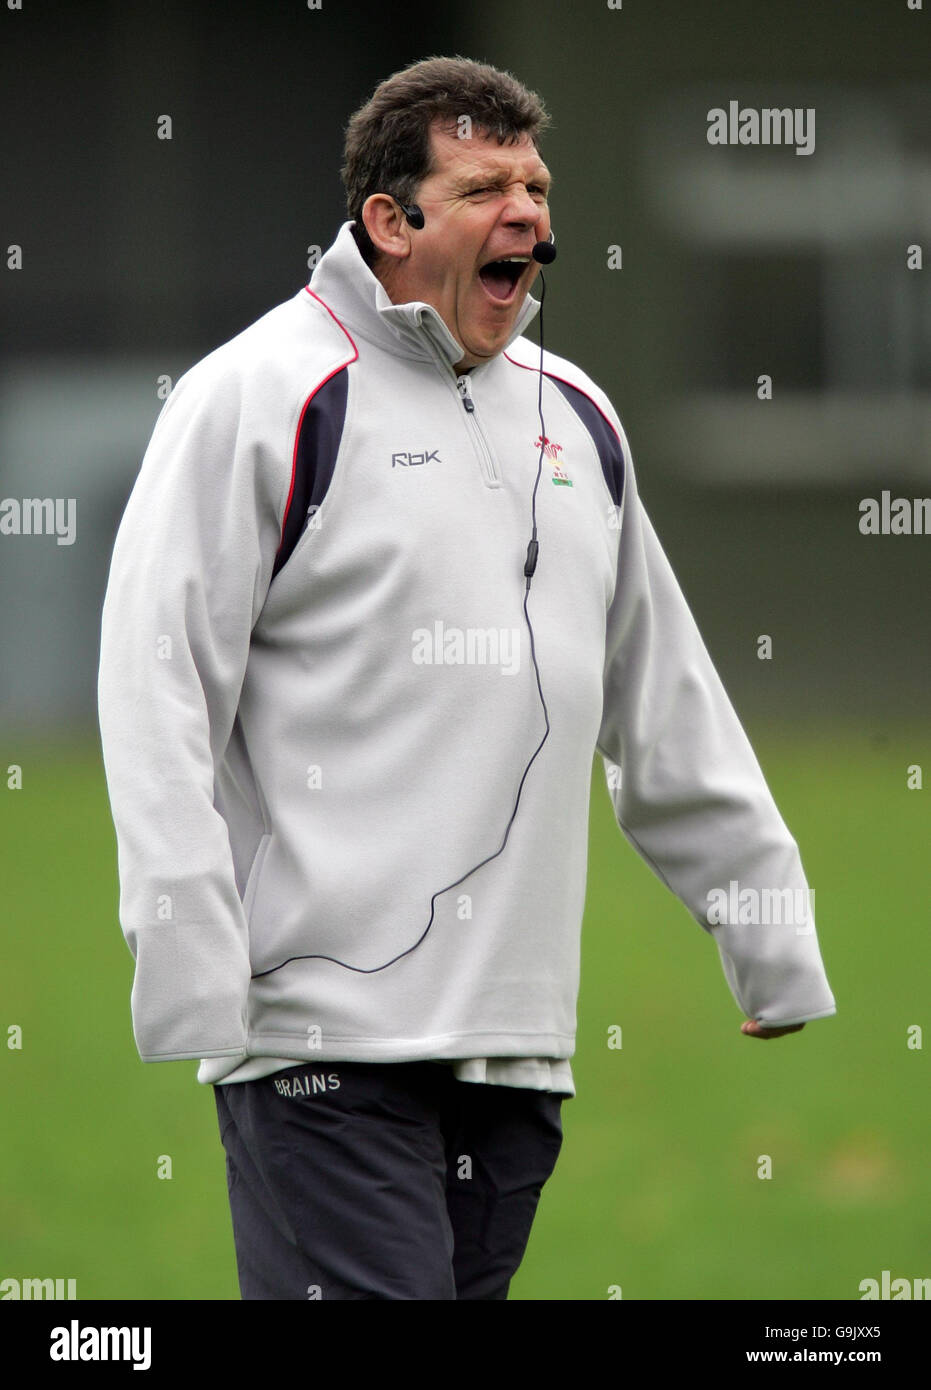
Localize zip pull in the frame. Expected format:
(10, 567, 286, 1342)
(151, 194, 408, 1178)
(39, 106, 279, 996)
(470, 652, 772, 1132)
(456, 375, 475, 412)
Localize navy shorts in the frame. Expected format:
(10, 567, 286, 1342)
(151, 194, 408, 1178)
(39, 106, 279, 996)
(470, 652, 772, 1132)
(213, 1059, 566, 1300)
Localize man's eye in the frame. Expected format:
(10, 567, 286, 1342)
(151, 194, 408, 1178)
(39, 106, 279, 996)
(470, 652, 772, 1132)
(465, 183, 548, 198)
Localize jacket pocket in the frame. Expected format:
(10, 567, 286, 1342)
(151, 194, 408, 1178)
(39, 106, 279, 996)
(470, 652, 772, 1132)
(241, 832, 272, 925)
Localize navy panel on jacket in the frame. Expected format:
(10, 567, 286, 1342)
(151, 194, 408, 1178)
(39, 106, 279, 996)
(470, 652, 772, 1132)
(273, 367, 349, 578)
(548, 376, 625, 507)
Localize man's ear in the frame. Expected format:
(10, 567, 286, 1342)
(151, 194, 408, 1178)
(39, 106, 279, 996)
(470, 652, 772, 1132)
(361, 194, 414, 263)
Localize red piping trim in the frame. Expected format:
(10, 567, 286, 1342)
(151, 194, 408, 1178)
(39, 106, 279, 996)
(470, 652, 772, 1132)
(277, 292, 359, 553)
(304, 288, 360, 360)
(504, 350, 622, 443)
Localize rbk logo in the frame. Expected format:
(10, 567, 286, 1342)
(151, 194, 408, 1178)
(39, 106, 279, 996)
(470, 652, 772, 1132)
(392, 450, 441, 467)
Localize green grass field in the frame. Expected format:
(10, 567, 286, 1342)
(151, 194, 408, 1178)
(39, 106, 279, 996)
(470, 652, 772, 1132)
(1, 721, 927, 1300)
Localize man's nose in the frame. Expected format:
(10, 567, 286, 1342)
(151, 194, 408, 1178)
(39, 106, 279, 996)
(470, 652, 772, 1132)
(501, 185, 545, 229)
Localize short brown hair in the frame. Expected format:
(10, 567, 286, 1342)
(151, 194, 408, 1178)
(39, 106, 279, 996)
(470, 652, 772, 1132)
(341, 56, 550, 268)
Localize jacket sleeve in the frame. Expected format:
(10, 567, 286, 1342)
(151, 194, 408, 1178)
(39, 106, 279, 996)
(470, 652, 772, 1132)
(97, 362, 289, 1061)
(596, 445, 836, 1028)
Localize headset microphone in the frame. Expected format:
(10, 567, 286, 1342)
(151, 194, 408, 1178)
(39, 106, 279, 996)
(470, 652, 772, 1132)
(531, 232, 557, 264)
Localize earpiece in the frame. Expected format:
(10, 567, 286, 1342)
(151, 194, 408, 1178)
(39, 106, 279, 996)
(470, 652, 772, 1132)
(398, 201, 425, 229)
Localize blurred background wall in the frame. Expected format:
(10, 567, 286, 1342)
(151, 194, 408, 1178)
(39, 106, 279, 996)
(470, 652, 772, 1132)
(1, 0, 928, 732)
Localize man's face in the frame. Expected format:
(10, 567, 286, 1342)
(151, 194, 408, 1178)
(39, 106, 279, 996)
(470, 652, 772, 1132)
(382, 124, 552, 370)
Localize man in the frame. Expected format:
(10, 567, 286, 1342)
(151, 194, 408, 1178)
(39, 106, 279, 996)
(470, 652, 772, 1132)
(97, 56, 836, 1301)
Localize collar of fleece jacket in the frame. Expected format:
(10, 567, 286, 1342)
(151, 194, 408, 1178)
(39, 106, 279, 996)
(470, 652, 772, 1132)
(308, 220, 542, 371)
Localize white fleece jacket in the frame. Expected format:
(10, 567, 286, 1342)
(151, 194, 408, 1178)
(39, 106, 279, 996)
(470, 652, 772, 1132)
(97, 221, 836, 1091)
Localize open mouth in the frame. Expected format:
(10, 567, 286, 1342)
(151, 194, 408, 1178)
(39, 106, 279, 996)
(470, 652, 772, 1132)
(478, 256, 531, 303)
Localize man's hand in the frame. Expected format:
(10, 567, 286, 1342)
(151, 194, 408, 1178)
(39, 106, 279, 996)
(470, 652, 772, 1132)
(741, 1019, 805, 1039)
